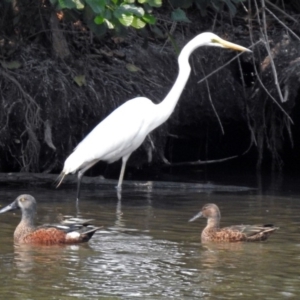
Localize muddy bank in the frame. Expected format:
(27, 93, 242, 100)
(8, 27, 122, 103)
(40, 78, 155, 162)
(0, 172, 255, 193)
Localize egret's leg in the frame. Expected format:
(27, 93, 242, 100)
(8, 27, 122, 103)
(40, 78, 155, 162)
(77, 171, 84, 200)
(117, 155, 130, 190)
(76, 160, 98, 200)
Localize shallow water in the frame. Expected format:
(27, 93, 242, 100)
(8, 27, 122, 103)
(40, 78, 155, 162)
(0, 174, 299, 299)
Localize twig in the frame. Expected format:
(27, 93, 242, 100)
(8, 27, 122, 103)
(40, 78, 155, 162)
(0, 69, 39, 107)
(197, 43, 259, 85)
(251, 51, 294, 124)
(265, 7, 300, 42)
(163, 141, 253, 167)
(160, 21, 177, 54)
(0, 68, 42, 171)
(0, 100, 21, 136)
(212, 12, 218, 31)
(233, 10, 257, 145)
(200, 61, 224, 134)
(252, 0, 293, 123)
(265, 0, 298, 23)
(261, 0, 288, 105)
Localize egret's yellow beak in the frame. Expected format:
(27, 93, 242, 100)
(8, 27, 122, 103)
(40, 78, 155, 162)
(213, 38, 252, 52)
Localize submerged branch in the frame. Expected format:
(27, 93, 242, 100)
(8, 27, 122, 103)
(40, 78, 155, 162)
(164, 142, 253, 167)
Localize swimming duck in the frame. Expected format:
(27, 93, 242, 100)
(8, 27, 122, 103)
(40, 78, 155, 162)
(189, 203, 278, 242)
(0, 194, 100, 245)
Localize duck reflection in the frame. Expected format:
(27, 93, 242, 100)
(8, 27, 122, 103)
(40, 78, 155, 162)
(13, 243, 86, 275)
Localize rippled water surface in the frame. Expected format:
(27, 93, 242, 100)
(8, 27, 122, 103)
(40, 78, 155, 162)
(0, 175, 300, 299)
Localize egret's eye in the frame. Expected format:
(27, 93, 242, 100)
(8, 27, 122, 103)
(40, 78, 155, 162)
(20, 198, 25, 202)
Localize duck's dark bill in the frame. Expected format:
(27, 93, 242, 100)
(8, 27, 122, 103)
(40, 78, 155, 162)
(0, 201, 19, 213)
(189, 211, 203, 222)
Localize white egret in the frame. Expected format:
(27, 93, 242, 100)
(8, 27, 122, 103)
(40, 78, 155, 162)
(57, 32, 251, 199)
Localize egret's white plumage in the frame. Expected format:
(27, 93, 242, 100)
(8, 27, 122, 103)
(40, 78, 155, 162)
(57, 32, 250, 199)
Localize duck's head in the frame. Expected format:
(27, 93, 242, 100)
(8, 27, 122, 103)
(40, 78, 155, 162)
(0, 194, 37, 215)
(189, 203, 221, 222)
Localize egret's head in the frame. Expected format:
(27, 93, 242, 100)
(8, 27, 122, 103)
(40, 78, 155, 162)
(200, 32, 251, 52)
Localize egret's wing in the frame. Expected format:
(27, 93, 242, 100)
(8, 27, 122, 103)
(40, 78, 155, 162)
(63, 97, 155, 173)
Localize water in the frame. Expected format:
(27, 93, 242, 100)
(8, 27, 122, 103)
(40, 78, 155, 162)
(0, 175, 299, 299)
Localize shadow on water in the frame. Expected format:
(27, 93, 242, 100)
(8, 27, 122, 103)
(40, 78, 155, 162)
(0, 173, 300, 299)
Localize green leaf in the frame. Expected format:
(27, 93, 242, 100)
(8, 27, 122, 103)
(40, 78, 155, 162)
(118, 14, 134, 26)
(171, 8, 191, 23)
(115, 4, 144, 18)
(49, 0, 58, 5)
(74, 0, 84, 9)
(131, 17, 146, 29)
(58, 0, 84, 10)
(94, 15, 105, 24)
(86, 0, 106, 14)
(62, 0, 83, 10)
(126, 63, 140, 72)
(142, 13, 156, 24)
(105, 9, 112, 19)
(58, 0, 76, 9)
(84, 5, 107, 35)
(105, 18, 115, 29)
(150, 25, 165, 38)
(0, 60, 22, 70)
(147, 0, 162, 7)
(73, 75, 86, 87)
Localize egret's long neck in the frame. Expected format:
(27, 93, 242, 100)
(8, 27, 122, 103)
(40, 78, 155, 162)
(153, 37, 206, 130)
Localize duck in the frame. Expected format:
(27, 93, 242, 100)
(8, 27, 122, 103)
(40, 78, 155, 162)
(189, 203, 278, 242)
(0, 194, 100, 245)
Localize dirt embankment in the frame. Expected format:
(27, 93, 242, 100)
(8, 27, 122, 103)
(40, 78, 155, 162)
(0, 1, 300, 180)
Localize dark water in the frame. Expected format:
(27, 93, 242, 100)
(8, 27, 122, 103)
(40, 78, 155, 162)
(0, 175, 299, 299)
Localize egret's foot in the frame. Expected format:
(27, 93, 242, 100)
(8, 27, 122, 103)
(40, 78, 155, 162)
(115, 185, 122, 191)
(75, 198, 80, 217)
(116, 189, 122, 201)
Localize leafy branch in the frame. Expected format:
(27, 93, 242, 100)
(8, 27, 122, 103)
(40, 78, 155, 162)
(50, 0, 162, 34)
